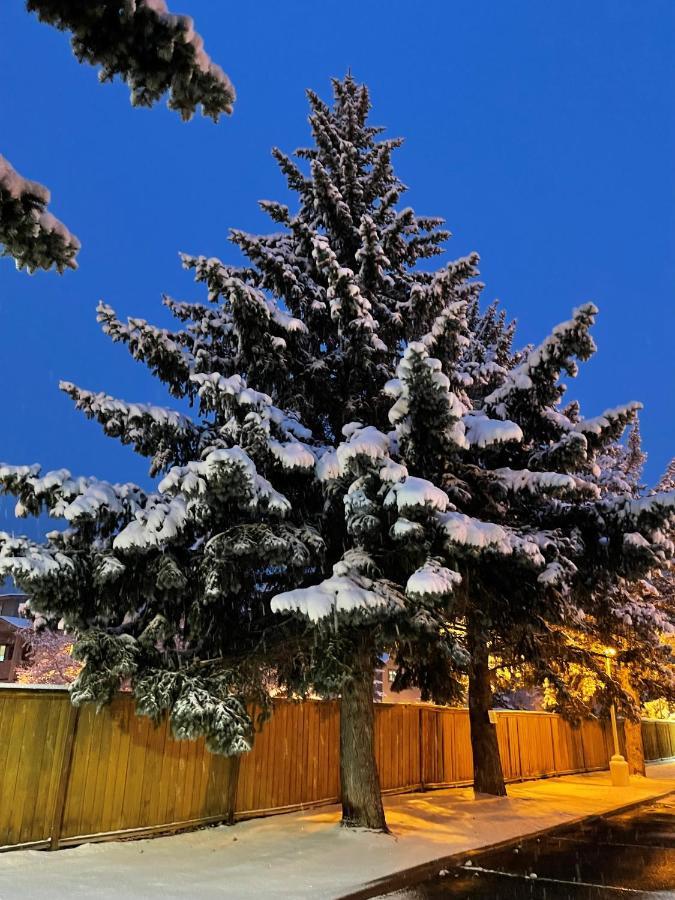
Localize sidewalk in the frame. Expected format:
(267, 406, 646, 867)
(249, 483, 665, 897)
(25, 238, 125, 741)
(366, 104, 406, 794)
(1, 763, 673, 900)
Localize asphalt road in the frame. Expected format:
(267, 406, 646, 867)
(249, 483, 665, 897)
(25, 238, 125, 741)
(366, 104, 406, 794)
(379, 793, 675, 898)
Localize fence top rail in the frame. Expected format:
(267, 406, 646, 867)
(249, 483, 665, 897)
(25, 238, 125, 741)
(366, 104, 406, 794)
(490, 708, 569, 718)
(1, 688, 662, 731)
(0, 683, 70, 693)
(376, 702, 565, 716)
(376, 701, 464, 712)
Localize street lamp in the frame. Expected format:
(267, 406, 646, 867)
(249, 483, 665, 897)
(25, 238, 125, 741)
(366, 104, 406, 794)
(605, 648, 630, 787)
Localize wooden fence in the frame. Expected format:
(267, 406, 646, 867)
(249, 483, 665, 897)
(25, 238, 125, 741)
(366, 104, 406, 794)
(642, 718, 675, 762)
(0, 685, 668, 852)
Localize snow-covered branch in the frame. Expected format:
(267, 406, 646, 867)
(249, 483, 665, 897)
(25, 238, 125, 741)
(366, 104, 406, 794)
(0, 154, 80, 273)
(27, 0, 235, 121)
(60, 382, 203, 475)
(485, 303, 597, 426)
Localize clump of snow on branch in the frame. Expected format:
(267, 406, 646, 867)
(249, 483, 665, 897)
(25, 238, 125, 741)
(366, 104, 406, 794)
(385, 477, 450, 514)
(269, 439, 316, 471)
(493, 467, 599, 499)
(462, 412, 522, 448)
(272, 572, 402, 623)
(406, 562, 462, 601)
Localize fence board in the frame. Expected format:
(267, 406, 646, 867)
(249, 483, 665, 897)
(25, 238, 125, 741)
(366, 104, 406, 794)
(2, 685, 672, 852)
(34, 698, 68, 843)
(496, 714, 520, 780)
(441, 709, 473, 784)
(422, 707, 437, 784)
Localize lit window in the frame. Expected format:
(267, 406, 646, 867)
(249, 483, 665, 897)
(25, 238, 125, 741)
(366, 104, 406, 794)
(0, 644, 9, 662)
(388, 669, 397, 684)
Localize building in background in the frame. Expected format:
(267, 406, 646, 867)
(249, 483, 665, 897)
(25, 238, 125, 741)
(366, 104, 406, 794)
(0, 594, 30, 682)
(374, 654, 422, 703)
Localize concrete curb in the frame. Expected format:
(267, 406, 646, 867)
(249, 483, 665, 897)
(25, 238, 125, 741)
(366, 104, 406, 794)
(337, 784, 675, 900)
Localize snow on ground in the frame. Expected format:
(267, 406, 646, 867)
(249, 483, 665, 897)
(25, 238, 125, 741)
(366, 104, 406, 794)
(1, 764, 673, 900)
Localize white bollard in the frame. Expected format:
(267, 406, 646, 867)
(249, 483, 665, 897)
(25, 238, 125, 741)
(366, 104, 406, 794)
(610, 754, 630, 787)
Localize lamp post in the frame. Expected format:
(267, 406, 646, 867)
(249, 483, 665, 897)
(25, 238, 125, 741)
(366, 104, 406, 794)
(605, 648, 630, 787)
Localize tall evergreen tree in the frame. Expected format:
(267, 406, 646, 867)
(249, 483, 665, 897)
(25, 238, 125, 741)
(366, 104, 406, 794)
(419, 306, 674, 794)
(1, 77, 673, 828)
(0, 76, 470, 830)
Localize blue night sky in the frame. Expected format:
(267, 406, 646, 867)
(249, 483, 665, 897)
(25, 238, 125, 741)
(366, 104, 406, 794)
(1, 1, 674, 542)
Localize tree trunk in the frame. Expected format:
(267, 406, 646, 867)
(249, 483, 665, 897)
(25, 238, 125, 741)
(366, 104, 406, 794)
(620, 668, 646, 776)
(340, 645, 388, 831)
(467, 621, 507, 796)
(624, 718, 646, 776)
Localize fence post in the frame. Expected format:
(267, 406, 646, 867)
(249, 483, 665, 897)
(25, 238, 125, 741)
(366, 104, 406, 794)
(418, 706, 425, 790)
(225, 754, 242, 824)
(578, 721, 588, 771)
(548, 716, 557, 774)
(49, 701, 80, 850)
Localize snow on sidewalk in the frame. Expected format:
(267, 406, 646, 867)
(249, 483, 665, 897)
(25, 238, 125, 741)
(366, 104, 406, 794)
(1, 763, 673, 900)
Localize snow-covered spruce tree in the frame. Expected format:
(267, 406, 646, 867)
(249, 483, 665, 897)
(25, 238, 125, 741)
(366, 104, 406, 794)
(384, 298, 675, 796)
(26, 0, 235, 121)
(1, 76, 674, 825)
(0, 154, 80, 272)
(210, 79, 674, 806)
(494, 352, 675, 793)
(0, 76, 471, 831)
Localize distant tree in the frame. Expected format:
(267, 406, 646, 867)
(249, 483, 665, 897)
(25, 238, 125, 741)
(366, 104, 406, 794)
(2, 1, 233, 273)
(596, 419, 647, 497)
(15, 625, 82, 685)
(644, 457, 675, 712)
(539, 436, 675, 776)
(657, 459, 675, 494)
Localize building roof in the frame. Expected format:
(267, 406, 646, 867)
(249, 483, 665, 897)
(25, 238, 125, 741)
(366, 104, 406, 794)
(0, 594, 28, 617)
(0, 615, 30, 630)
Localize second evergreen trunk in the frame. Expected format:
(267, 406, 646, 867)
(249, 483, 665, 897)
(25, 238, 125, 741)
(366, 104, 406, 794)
(339, 644, 387, 831)
(467, 620, 507, 796)
(620, 670, 646, 776)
